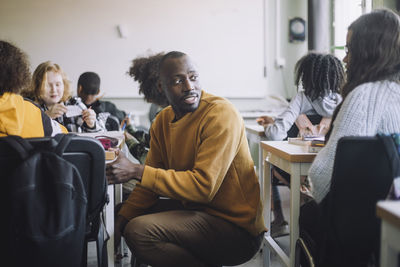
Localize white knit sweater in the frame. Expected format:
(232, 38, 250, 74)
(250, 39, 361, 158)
(309, 80, 400, 203)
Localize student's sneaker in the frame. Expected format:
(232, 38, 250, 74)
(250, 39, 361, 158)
(271, 220, 289, 238)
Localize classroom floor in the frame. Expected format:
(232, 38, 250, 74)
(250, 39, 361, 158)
(88, 186, 291, 267)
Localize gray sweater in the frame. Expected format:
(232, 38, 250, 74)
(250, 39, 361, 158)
(265, 91, 342, 140)
(309, 80, 400, 203)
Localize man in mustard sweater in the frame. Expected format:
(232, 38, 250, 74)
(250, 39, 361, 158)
(106, 51, 265, 267)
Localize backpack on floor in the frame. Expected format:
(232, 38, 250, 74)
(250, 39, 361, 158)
(3, 134, 87, 267)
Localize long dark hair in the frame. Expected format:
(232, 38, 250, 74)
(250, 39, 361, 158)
(295, 52, 345, 101)
(343, 8, 400, 98)
(327, 9, 400, 141)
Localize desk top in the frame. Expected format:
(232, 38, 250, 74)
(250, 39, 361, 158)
(377, 200, 400, 229)
(245, 124, 266, 137)
(77, 131, 125, 161)
(261, 140, 317, 163)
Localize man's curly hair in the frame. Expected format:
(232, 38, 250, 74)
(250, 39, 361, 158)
(127, 52, 168, 107)
(0, 40, 31, 96)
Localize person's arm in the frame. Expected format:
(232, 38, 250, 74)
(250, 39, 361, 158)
(45, 103, 67, 119)
(295, 114, 318, 137)
(316, 117, 332, 136)
(49, 119, 68, 135)
(265, 92, 303, 140)
(140, 102, 244, 203)
(107, 122, 163, 221)
(308, 86, 377, 203)
(81, 108, 106, 132)
(256, 115, 275, 126)
(125, 131, 148, 164)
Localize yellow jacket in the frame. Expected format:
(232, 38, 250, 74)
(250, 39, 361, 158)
(119, 91, 266, 236)
(0, 92, 67, 137)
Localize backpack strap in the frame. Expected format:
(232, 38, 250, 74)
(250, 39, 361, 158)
(54, 134, 74, 156)
(378, 133, 400, 199)
(2, 135, 33, 160)
(378, 134, 400, 178)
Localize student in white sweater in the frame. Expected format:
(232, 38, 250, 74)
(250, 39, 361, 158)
(308, 9, 400, 204)
(298, 10, 400, 266)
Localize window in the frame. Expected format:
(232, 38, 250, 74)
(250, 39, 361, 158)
(332, 0, 372, 59)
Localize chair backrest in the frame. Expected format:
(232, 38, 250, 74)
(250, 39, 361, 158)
(105, 114, 121, 131)
(0, 134, 107, 241)
(321, 136, 395, 266)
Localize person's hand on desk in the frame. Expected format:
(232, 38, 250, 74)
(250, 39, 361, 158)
(106, 149, 144, 184)
(296, 114, 318, 137)
(316, 117, 332, 136)
(256, 115, 275, 127)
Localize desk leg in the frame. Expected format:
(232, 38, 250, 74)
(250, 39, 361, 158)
(262, 150, 272, 267)
(289, 163, 301, 267)
(106, 185, 115, 267)
(380, 221, 400, 267)
(258, 140, 264, 197)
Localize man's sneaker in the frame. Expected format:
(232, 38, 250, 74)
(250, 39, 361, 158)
(271, 220, 289, 238)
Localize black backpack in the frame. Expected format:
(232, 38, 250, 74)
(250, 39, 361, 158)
(4, 134, 87, 267)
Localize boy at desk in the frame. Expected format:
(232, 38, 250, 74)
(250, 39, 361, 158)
(257, 52, 345, 237)
(77, 71, 127, 124)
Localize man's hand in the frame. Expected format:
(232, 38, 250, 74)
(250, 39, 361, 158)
(256, 116, 275, 127)
(82, 108, 96, 128)
(106, 150, 145, 184)
(45, 103, 67, 119)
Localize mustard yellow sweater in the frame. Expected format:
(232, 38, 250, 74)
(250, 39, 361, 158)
(0, 92, 67, 137)
(119, 91, 265, 236)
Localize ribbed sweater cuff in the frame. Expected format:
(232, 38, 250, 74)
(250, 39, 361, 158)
(141, 165, 157, 191)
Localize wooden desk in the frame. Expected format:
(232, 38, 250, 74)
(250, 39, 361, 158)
(377, 200, 400, 267)
(245, 124, 267, 187)
(261, 141, 316, 267)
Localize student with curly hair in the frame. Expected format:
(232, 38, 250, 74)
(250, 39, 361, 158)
(23, 61, 104, 133)
(257, 52, 345, 139)
(0, 41, 66, 137)
(257, 52, 345, 237)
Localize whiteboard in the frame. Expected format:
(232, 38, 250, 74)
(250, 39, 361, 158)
(0, 0, 267, 98)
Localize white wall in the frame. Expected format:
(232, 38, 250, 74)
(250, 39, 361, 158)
(0, 0, 308, 123)
(265, 0, 308, 99)
(0, 0, 270, 98)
